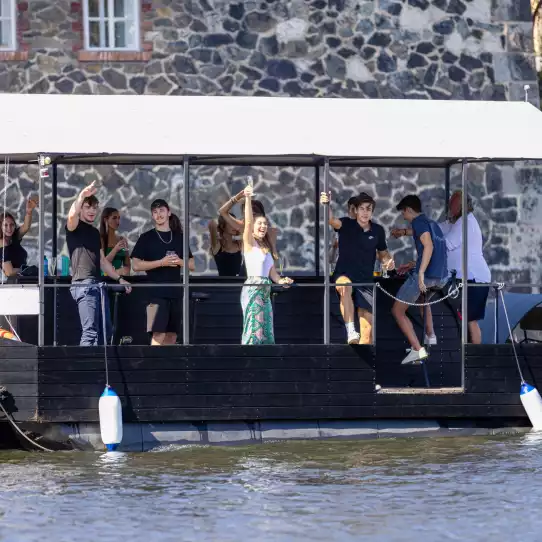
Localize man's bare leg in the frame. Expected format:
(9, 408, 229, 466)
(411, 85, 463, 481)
(468, 321, 482, 344)
(336, 276, 359, 344)
(392, 301, 422, 351)
(151, 332, 167, 346)
(357, 308, 373, 345)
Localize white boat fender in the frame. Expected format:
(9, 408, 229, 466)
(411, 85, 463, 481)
(99, 386, 123, 451)
(520, 382, 542, 431)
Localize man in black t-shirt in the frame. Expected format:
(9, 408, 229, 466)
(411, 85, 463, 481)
(66, 182, 131, 346)
(321, 192, 395, 345)
(131, 199, 195, 346)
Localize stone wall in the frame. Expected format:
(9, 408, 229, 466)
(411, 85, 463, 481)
(0, 0, 541, 287)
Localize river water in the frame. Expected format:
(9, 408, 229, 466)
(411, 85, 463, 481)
(1, 435, 541, 541)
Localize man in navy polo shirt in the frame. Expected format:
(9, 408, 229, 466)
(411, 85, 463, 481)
(321, 191, 395, 344)
(392, 195, 448, 365)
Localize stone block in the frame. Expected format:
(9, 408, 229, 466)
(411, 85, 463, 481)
(206, 422, 261, 444)
(377, 419, 442, 437)
(319, 420, 378, 439)
(491, 0, 531, 22)
(141, 422, 203, 451)
(260, 420, 321, 441)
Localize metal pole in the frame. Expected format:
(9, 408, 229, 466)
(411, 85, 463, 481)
(323, 158, 330, 345)
(38, 155, 46, 346)
(444, 165, 451, 214)
(182, 156, 190, 345)
(52, 163, 58, 346)
(460, 160, 468, 388)
(314, 166, 320, 277)
(494, 286, 499, 344)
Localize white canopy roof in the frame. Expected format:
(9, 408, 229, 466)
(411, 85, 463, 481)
(3, 93, 542, 166)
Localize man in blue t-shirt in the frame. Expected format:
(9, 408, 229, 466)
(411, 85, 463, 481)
(391, 195, 448, 365)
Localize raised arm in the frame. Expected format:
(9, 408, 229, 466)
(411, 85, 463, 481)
(242, 185, 254, 251)
(218, 191, 244, 231)
(319, 192, 342, 230)
(18, 197, 38, 238)
(67, 181, 96, 232)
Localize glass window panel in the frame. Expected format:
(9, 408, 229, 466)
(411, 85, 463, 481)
(88, 0, 100, 18)
(114, 21, 125, 48)
(104, 21, 110, 47)
(104, 0, 108, 17)
(0, 20, 11, 48)
(114, 0, 125, 18)
(89, 20, 100, 48)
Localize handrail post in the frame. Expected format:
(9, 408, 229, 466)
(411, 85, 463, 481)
(460, 160, 468, 388)
(323, 158, 330, 345)
(38, 154, 47, 346)
(183, 156, 190, 345)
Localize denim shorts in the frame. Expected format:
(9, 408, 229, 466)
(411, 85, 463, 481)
(396, 271, 449, 304)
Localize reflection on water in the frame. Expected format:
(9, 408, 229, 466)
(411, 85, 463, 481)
(1, 435, 542, 541)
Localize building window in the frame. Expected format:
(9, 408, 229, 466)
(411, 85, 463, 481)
(0, 0, 16, 50)
(83, 0, 139, 51)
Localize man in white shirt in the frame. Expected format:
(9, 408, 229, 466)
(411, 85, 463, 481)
(438, 191, 491, 344)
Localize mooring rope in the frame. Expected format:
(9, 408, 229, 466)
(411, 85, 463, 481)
(0, 386, 53, 452)
(100, 283, 110, 388)
(496, 285, 525, 383)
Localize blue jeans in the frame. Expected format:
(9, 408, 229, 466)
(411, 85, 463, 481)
(70, 279, 112, 346)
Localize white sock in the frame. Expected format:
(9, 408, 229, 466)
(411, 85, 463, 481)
(345, 322, 356, 335)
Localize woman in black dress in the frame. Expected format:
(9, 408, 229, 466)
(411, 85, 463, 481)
(208, 213, 245, 276)
(0, 197, 38, 277)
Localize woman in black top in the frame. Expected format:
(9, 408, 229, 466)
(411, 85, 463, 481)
(131, 199, 195, 346)
(208, 213, 245, 276)
(0, 197, 38, 277)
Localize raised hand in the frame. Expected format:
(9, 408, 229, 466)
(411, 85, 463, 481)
(80, 181, 97, 198)
(243, 185, 254, 198)
(320, 191, 330, 205)
(26, 196, 39, 214)
(390, 228, 404, 239)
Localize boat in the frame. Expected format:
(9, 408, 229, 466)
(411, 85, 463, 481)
(0, 93, 541, 450)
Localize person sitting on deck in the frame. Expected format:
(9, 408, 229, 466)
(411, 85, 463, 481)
(241, 183, 293, 345)
(66, 182, 131, 346)
(391, 195, 448, 365)
(320, 191, 395, 345)
(131, 199, 195, 346)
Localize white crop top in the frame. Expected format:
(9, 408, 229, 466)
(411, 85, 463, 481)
(244, 245, 274, 278)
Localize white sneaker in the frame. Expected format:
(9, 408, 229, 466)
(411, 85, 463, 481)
(401, 347, 428, 365)
(347, 331, 360, 345)
(424, 334, 437, 345)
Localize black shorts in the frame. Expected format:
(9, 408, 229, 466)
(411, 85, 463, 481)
(332, 274, 373, 312)
(466, 280, 489, 322)
(147, 298, 181, 335)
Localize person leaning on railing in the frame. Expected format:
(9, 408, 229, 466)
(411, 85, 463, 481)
(0, 196, 38, 278)
(66, 181, 131, 346)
